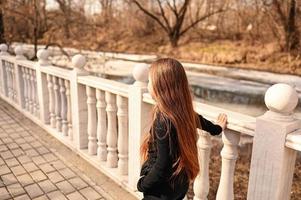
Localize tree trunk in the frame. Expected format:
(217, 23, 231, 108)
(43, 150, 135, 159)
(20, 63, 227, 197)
(0, 10, 5, 43)
(286, 0, 299, 52)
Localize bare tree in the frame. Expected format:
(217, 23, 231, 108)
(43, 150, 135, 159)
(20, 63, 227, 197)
(3, 0, 48, 58)
(0, 0, 6, 43)
(263, 0, 300, 52)
(129, 0, 227, 47)
(55, 0, 72, 38)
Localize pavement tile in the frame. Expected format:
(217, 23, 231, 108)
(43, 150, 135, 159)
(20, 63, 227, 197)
(56, 180, 76, 195)
(66, 191, 86, 200)
(11, 148, 25, 157)
(58, 168, 76, 180)
(47, 171, 64, 183)
(50, 160, 67, 170)
(43, 153, 58, 162)
(68, 177, 88, 190)
(14, 194, 31, 200)
(11, 165, 27, 176)
(24, 183, 44, 199)
(17, 155, 31, 164)
(79, 187, 100, 200)
(16, 174, 34, 186)
(47, 190, 67, 200)
(0, 187, 11, 199)
(5, 157, 19, 167)
(0, 144, 8, 152)
(0, 165, 10, 175)
(38, 179, 57, 193)
(36, 146, 50, 155)
(25, 148, 39, 157)
(7, 183, 26, 197)
(22, 162, 39, 172)
(1, 173, 18, 185)
(1, 150, 14, 159)
(39, 163, 56, 174)
(32, 156, 47, 165)
(30, 170, 47, 182)
(7, 142, 19, 150)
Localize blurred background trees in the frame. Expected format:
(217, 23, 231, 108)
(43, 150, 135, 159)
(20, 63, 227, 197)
(0, 0, 300, 72)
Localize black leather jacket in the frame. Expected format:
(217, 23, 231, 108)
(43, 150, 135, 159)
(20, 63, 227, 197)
(137, 112, 222, 200)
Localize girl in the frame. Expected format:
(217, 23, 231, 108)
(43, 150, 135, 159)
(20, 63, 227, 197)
(137, 58, 227, 200)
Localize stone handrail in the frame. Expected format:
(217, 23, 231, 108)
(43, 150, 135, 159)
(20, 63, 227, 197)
(0, 44, 300, 200)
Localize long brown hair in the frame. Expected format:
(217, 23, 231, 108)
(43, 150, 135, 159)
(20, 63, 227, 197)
(140, 58, 200, 185)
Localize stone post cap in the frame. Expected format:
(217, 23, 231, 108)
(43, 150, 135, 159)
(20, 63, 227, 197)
(133, 63, 149, 83)
(15, 46, 26, 60)
(15, 46, 24, 56)
(0, 44, 8, 52)
(264, 83, 298, 114)
(72, 54, 86, 69)
(37, 49, 49, 60)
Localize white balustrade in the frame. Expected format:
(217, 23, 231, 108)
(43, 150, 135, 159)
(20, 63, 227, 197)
(1, 43, 301, 200)
(27, 68, 33, 112)
(47, 74, 56, 128)
(22, 67, 29, 110)
(60, 78, 68, 136)
(96, 89, 107, 161)
(65, 80, 73, 140)
(33, 71, 39, 116)
(105, 91, 118, 168)
(117, 95, 129, 175)
(193, 130, 212, 200)
(29, 69, 35, 114)
(216, 130, 240, 200)
(53, 76, 62, 132)
(86, 86, 97, 155)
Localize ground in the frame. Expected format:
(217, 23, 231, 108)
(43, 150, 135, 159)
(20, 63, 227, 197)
(0, 98, 136, 200)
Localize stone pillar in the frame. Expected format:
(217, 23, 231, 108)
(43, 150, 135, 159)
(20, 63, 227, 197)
(14, 45, 26, 107)
(247, 83, 301, 200)
(69, 54, 89, 149)
(36, 49, 51, 123)
(128, 63, 153, 190)
(0, 44, 9, 95)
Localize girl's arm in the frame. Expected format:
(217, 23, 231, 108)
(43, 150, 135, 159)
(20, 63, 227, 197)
(197, 114, 223, 136)
(137, 118, 171, 193)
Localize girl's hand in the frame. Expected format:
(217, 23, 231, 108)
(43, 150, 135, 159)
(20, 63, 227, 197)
(217, 113, 227, 131)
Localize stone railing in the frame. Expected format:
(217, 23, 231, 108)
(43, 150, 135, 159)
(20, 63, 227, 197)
(0, 44, 300, 200)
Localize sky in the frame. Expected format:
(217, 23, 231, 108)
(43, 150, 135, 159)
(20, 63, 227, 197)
(45, 0, 102, 15)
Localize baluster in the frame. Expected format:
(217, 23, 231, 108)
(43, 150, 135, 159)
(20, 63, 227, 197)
(87, 86, 97, 155)
(7, 64, 12, 99)
(5, 63, 11, 99)
(193, 130, 212, 200)
(26, 68, 33, 112)
(105, 91, 118, 168)
(47, 74, 56, 128)
(216, 130, 240, 200)
(30, 70, 36, 114)
(21, 67, 29, 110)
(53, 76, 62, 132)
(65, 80, 72, 140)
(117, 95, 128, 175)
(96, 89, 107, 161)
(10, 64, 16, 102)
(34, 71, 39, 116)
(60, 78, 68, 136)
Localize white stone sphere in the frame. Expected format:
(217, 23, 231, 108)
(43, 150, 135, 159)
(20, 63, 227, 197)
(0, 44, 8, 52)
(72, 54, 86, 69)
(37, 49, 49, 60)
(133, 63, 149, 82)
(264, 83, 298, 114)
(15, 46, 24, 55)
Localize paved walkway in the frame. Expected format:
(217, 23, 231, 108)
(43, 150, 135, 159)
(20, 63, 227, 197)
(0, 98, 135, 200)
